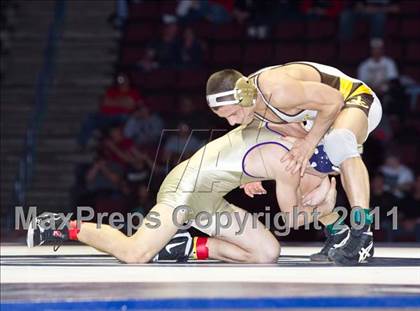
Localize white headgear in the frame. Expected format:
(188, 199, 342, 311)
(206, 77, 257, 108)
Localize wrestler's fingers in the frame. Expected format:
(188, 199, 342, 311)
(329, 177, 337, 191)
(300, 158, 309, 177)
(252, 185, 261, 195)
(280, 152, 289, 162)
(258, 184, 267, 194)
(292, 162, 301, 175)
(292, 156, 303, 174)
(245, 188, 254, 198)
(302, 190, 314, 205)
(285, 157, 295, 170)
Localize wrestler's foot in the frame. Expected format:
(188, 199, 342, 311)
(310, 225, 350, 262)
(27, 212, 70, 251)
(328, 224, 374, 266)
(152, 229, 193, 262)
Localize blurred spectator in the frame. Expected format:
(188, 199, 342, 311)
(78, 73, 142, 147)
(388, 114, 420, 149)
(370, 172, 398, 217)
(102, 125, 148, 172)
(300, 0, 343, 18)
(394, 175, 420, 242)
(138, 21, 181, 70)
(171, 96, 206, 129)
(233, 0, 281, 39)
(85, 157, 127, 197)
(101, 73, 141, 115)
(130, 184, 154, 216)
(124, 105, 164, 147)
(180, 27, 204, 67)
(380, 154, 415, 199)
(357, 38, 398, 95)
(163, 122, 204, 166)
(370, 172, 398, 241)
(176, 0, 233, 24)
(339, 0, 399, 41)
(126, 152, 154, 185)
(382, 78, 409, 119)
(136, 48, 159, 72)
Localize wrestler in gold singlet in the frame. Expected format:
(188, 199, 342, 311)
(157, 120, 334, 220)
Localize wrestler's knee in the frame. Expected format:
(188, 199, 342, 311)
(324, 128, 361, 167)
(119, 242, 155, 264)
(254, 239, 280, 264)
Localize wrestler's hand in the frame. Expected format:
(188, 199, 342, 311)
(302, 176, 330, 206)
(240, 181, 267, 198)
(316, 177, 337, 217)
(281, 137, 316, 176)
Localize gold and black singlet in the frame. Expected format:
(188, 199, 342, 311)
(250, 62, 376, 130)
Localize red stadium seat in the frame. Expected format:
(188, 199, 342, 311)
(175, 69, 207, 90)
(400, 0, 420, 15)
(338, 65, 357, 78)
(384, 17, 400, 39)
(184, 94, 207, 110)
(207, 23, 245, 41)
(242, 66, 260, 76)
(129, 71, 147, 89)
(242, 43, 273, 65)
(212, 44, 242, 65)
(401, 19, 420, 39)
(306, 19, 336, 40)
(402, 65, 420, 82)
(121, 47, 145, 66)
(129, 2, 159, 20)
(399, 144, 417, 167)
(124, 23, 157, 43)
(159, 1, 177, 15)
(306, 42, 336, 63)
(273, 21, 305, 40)
(405, 43, 420, 62)
(354, 21, 369, 39)
(145, 95, 176, 113)
(385, 40, 402, 60)
(144, 69, 177, 91)
(191, 21, 214, 40)
(339, 40, 369, 64)
(274, 43, 305, 64)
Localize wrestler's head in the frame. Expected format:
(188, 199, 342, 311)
(206, 69, 256, 126)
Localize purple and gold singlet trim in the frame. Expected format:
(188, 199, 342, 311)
(241, 142, 290, 179)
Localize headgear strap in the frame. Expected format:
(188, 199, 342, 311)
(207, 77, 257, 108)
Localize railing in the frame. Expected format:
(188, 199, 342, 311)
(9, 0, 66, 229)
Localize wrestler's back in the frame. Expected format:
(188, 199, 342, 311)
(156, 121, 291, 218)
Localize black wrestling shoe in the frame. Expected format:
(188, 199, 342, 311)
(310, 225, 350, 262)
(152, 229, 193, 262)
(27, 212, 69, 251)
(328, 224, 374, 266)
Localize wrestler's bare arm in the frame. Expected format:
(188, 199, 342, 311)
(244, 143, 335, 227)
(269, 74, 343, 147)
